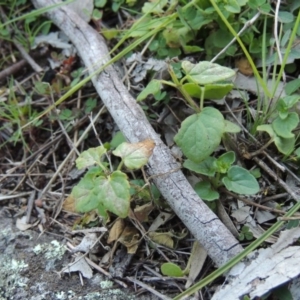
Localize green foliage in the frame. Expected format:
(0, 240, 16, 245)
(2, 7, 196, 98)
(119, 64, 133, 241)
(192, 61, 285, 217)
(139, 58, 259, 201)
(194, 181, 219, 201)
(72, 169, 130, 219)
(181, 61, 235, 85)
(222, 166, 259, 195)
(70, 140, 154, 220)
(257, 94, 300, 156)
(161, 262, 185, 278)
(174, 108, 225, 163)
(185, 151, 259, 199)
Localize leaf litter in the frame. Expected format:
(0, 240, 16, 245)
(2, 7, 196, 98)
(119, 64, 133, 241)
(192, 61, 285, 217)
(1, 1, 300, 299)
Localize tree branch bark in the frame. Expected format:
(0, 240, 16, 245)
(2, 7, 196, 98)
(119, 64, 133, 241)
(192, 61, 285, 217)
(32, 0, 243, 267)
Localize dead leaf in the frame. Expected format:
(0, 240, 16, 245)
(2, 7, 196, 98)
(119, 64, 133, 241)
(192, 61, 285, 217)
(185, 241, 207, 288)
(62, 194, 76, 212)
(129, 203, 154, 223)
(107, 218, 125, 244)
(148, 231, 174, 249)
(256, 210, 276, 224)
(16, 216, 39, 231)
(63, 256, 93, 279)
(218, 201, 239, 238)
(231, 206, 252, 223)
(72, 233, 98, 253)
(118, 226, 140, 254)
(235, 57, 253, 76)
(148, 211, 174, 232)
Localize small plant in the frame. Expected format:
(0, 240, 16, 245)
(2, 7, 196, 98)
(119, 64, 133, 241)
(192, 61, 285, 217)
(239, 225, 254, 241)
(64, 139, 155, 221)
(138, 60, 259, 200)
(257, 94, 300, 156)
(185, 151, 259, 201)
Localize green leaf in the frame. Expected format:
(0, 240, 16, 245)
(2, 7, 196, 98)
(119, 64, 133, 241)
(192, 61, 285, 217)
(182, 83, 233, 99)
(238, 233, 245, 241)
(276, 98, 289, 119)
(245, 232, 253, 240)
(295, 147, 300, 158)
(258, 124, 295, 155)
(84, 98, 97, 113)
(278, 11, 294, 23)
(224, 120, 241, 133)
(215, 151, 235, 173)
(182, 45, 204, 54)
(177, 5, 212, 31)
(225, 2, 241, 13)
(250, 168, 261, 178)
(286, 219, 300, 229)
(275, 136, 295, 155)
(130, 179, 161, 201)
(182, 83, 202, 98)
(213, 30, 234, 48)
(76, 146, 107, 169)
(194, 181, 219, 201)
(142, 0, 168, 14)
(182, 61, 236, 85)
(113, 139, 155, 169)
(137, 80, 162, 101)
(59, 109, 73, 120)
(272, 113, 299, 138)
(222, 166, 260, 195)
(203, 83, 234, 99)
(110, 131, 126, 149)
(161, 262, 184, 277)
(94, 0, 106, 7)
(174, 107, 224, 162)
(72, 171, 130, 218)
(183, 157, 217, 176)
(281, 95, 300, 108)
(92, 8, 103, 20)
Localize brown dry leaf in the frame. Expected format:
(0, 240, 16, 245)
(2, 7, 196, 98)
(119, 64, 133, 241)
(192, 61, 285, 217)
(16, 216, 39, 231)
(80, 211, 100, 226)
(185, 241, 207, 288)
(118, 226, 140, 254)
(235, 57, 253, 76)
(107, 218, 125, 244)
(139, 138, 156, 156)
(112, 138, 156, 169)
(148, 231, 174, 249)
(129, 203, 154, 222)
(148, 211, 174, 232)
(62, 194, 76, 212)
(63, 256, 93, 279)
(72, 233, 98, 253)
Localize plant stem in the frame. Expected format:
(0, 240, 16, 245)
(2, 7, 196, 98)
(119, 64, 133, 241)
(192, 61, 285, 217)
(117, 160, 124, 171)
(207, 0, 271, 99)
(167, 65, 200, 112)
(271, 9, 300, 99)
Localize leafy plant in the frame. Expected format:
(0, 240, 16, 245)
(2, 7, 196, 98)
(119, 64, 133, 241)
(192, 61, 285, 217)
(257, 95, 300, 156)
(239, 225, 254, 241)
(185, 151, 259, 201)
(138, 61, 259, 199)
(65, 139, 155, 221)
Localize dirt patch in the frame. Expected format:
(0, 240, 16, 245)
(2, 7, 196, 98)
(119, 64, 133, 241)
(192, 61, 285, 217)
(0, 212, 158, 300)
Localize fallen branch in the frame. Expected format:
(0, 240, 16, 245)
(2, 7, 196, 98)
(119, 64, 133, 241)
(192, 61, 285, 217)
(31, 0, 243, 267)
